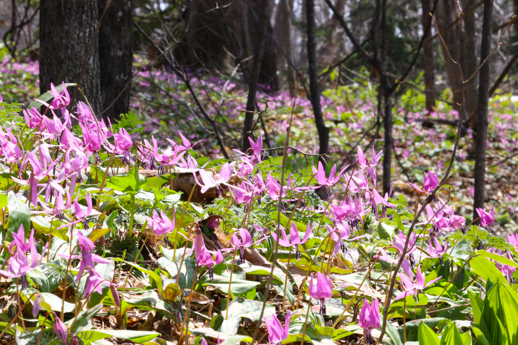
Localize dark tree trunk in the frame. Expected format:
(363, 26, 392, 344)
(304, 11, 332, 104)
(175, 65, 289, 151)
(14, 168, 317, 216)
(39, 0, 101, 113)
(436, 0, 463, 118)
(421, 0, 436, 112)
(274, 0, 295, 96)
(306, 0, 329, 165)
(242, 0, 270, 151)
(462, 0, 478, 123)
(97, 0, 133, 121)
(473, 0, 494, 223)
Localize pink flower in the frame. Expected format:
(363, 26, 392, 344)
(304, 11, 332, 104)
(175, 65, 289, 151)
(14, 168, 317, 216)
(408, 170, 439, 194)
(264, 311, 291, 345)
(271, 221, 312, 259)
(309, 272, 333, 315)
(476, 206, 495, 233)
(312, 161, 347, 187)
(357, 146, 381, 185)
(49, 82, 70, 109)
(196, 246, 223, 279)
(359, 298, 380, 345)
(394, 265, 441, 302)
(147, 209, 176, 237)
(52, 311, 68, 343)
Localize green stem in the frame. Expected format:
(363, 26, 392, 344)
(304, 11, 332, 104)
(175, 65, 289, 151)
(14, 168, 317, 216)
(225, 250, 238, 320)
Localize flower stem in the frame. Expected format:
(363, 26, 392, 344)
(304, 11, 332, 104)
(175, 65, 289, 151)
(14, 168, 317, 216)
(282, 246, 292, 313)
(98, 153, 115, 210)
(403, 297, 407, 343)
(300, 299, 312, 345)
(225, 250, 238, 320)
(173, 184, 196, 261)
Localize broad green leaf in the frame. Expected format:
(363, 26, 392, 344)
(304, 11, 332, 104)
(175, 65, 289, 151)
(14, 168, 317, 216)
(472, 327, 490, 345)
(418, 322, 440, 345)
(89, 227, 111, 243)
(74, 329, 159, 344)
(460, 332, 472, 345)
(470, 256, 507, 285)
(224, 297, 275, 322)
(377, 222, 396, 239)
(439, 322, 462, 345)
(477, 250, 518, 268)
(7, 191, 30, 240)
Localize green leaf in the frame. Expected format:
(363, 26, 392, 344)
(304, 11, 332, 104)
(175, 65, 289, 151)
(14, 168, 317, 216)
(114, 258, 163, 296)
(418, 321, 440, 345)
(377, 222, 396, 240)
(470, 256, 508, 285)
(201, 274, 260, 295)
(74, 329, 159, 344)
(28, 261, 67, 292)
(472, 327, 490, 345)
(89, 227, 111, 243)
(439, 322, 463, 345)
(460, 332, 472, 345)
(7, 191, 30, 240)
(386, 322, 403, 345)
(477, 250, 518, 268)
(28, 82, 76, 110)
(224, 298, 275, 322)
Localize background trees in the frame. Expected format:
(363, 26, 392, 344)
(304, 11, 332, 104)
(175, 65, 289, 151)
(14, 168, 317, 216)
(2, 0, 517, 218)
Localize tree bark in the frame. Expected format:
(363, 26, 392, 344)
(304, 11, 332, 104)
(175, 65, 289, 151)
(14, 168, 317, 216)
(274, 0, 295, 96)
(242, 0, 270, 151)
(98, 0, 133, 121)
(39, 0, 101, 113)
(436, 0, 463, 118)
(473, 0, 493, 223)
(462, 0, 478, 124)
(421, 0, 436, 113)
(306, 0, 329, 165)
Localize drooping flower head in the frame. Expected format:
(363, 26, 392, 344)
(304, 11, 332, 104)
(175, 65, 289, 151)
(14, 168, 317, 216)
(264, 311, 290, 345)
(309, 272, 333, 315)
(359, 298, 381, 345)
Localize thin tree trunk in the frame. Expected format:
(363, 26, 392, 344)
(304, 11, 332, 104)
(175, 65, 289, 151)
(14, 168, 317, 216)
(98, 0, 133, 121)
(473, 0, 493, 222)
(421, 0, 436, 113)
(306, 0, 329, 165)
(242, 0, 270, 151)
(274, 0, 295, 96)
(462, 0, 478, 124)
(436, 0, 463, 118)
(39, 0, 101, 113)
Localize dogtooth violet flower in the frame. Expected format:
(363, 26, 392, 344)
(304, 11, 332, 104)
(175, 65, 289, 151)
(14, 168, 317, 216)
(271, 221, 312, 260)
(408, 170, 439, 194)
(196, 246, 223, 279)
(194, 162, 234, 194)
(428, 238, 448, 264)
(230, 228, 267, 264)
(52, 311, 68, 343)
(0, 226, 46, 288)
(357, 146, 382, 185)
(476, 206, 495, 233)
(309, 272, 333, 315)
(394, 265, 441, 302)
(264, 311, 291, 345)
(33, 293, 41, 317)
(59, 231, 110, 284)
(359, 298, 381, 345)
(312, 161, 348, 187)
(146, 209, 176, 246)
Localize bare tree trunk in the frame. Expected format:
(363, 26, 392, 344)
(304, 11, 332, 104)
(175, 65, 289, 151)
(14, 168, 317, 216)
(306, 0, 329, 164)
(97, 0, 132, 121)
(421, 0, 436, 113)
(462, 0, 478, 123)
(473, 0, 493, 223)
(436, 0, 463, 119)
(39, 0, 101, 113)
(274, 0, 296, 96)
(243, 0, 270, 151)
